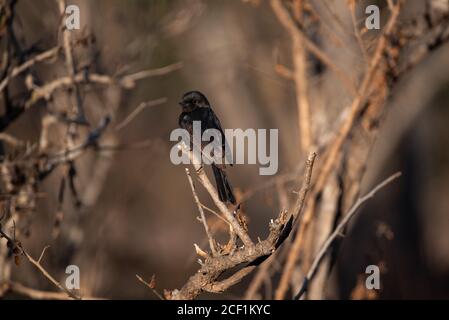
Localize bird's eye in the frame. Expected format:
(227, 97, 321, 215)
(193, 100, 199, 104)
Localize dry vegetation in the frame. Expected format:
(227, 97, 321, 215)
(0, 0, 448, 300)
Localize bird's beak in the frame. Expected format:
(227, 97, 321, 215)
(178, 101, 185, 107)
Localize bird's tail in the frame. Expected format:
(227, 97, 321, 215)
(212, 164, 236, 204)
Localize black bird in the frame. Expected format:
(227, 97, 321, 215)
(178, 91, 236, 204)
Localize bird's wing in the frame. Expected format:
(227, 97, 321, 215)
(210, 109, 233, 165)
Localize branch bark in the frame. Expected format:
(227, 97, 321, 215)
(167, 152, 316, 300)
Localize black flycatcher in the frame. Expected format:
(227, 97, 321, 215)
(178, 91, 236, 204)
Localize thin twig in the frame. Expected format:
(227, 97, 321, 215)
(0, 46, 60, 93)
(180, 143, 253, 248)
(37, 245, 51, 264)
(25, 62, 182, 108)
(200, 203, 230, 226)
(22, 250, 80, 300)
(46, 116, 111, 167)
(6, 281, 103, 300)
(136, 274, 164, 300)
(274, 1, 403, 300)
(58, 0, 85, 122)
(115, 98, 167, 131)
(349, 2, 369, 64)
(205, 266, 256, 293)
(294, 172, 401, 299)
(185, 168, 217, 256)
(120, 62, 184, 87)
(0, 227, 80, 300)
(0, 133, 24, 147)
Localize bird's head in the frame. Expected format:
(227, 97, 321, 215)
(179, 91, 210, 112)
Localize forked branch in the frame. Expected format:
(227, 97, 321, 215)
(167, 151, 316, 300)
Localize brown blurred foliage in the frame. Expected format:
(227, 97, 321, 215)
(0, 0, 448, 300)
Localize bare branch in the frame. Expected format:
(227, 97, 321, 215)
(58, 0, 86, 122)
(120, 62, 184, 88)
(349, 2, 369, 64)
(275, 1, 404, 300)
(37, 245, 51, 264)
(5, 281, 103, 300)
(185, 167, 217, 256)
(205, 266, 256, 293)
(180, 143, 253, 248)
(25, 62, 182, 108)
(0, 133, 24, 147)
(22, 249, 80, 300)
(136, 274, 164, 300)
(294, 172, 401, 299)
(167, 152, 316, 300)
(0, 227, 79, 300)
(0, 46, 60, 93)
(115, 98, 167, 131)
(244, 253, 277, 300)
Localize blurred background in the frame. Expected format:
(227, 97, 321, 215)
(1, 0, 449, 299)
